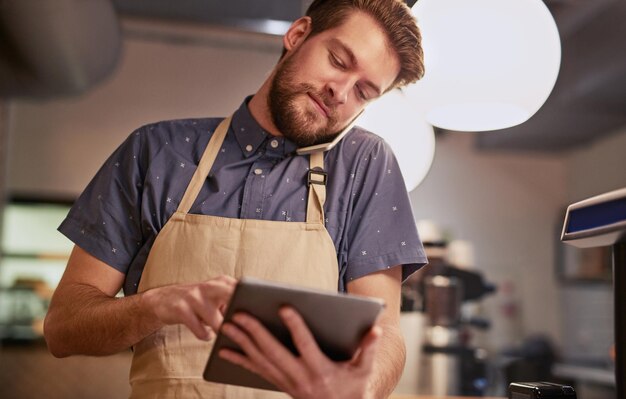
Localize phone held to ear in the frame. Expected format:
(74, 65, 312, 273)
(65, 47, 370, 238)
(295, 111, 363, 155)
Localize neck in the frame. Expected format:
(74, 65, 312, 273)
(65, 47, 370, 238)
(248, 78, 283, 137)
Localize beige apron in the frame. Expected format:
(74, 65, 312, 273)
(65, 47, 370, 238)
(128, 117, 339, 398)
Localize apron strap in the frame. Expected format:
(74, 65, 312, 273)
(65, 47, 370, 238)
(306, 151, 326, 224)
(177, 116, 231, 214)
(177, 115, 326, 224)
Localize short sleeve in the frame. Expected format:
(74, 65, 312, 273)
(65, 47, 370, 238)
(58, 128, 147, 273)
(344, 139, 427, 284)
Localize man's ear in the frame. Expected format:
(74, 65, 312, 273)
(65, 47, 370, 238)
(283, 16, 313, 52)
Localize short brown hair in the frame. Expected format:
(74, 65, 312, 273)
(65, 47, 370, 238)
(305, 0, 424, 89)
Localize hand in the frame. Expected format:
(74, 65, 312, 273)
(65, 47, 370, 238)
(141, 275, 237, 340)
(218, 307, 382, 399)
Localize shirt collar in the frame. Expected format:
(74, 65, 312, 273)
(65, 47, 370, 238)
(231, 96, 298, 158)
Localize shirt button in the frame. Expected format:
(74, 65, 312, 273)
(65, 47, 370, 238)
(254, 168, 263, 175)
(245, 144, 253, 152)
(270, 139, 279, 148)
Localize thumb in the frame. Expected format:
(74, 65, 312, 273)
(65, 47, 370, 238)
(206, 310, 225, 331)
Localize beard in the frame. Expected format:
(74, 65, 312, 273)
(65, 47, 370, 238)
(268, 52, 342, 147)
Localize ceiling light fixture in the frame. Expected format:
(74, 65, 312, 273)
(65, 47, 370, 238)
(357, 89, 436, 192)
(407, 0, 561, 132)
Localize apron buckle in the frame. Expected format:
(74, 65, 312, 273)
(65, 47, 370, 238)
(307, 168, 327, 186)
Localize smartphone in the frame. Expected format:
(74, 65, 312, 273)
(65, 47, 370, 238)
(295, 111, 363, 155)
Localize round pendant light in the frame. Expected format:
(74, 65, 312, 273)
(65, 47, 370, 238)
(407, 0, 561, 132)
(357, 89, 436, 191)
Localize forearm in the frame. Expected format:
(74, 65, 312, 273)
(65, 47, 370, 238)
(44, 282, 162, 358)
(367, 323, 406, 399)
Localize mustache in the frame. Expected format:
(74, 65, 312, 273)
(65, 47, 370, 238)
(298, 84, 338, 121)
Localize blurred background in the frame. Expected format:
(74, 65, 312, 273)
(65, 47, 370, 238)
(1, 0, 625, 398)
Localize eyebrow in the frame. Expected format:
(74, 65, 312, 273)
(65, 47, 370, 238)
(329, 38, 383, 96)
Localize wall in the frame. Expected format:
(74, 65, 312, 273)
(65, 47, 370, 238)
(7, 20, 283, 197)
(409, 125, 626, 364)
(557, 125, 626, 364)
(566, 125, 626, 202)
(1, 100, 8, 223)
(410, 133, 568, 352)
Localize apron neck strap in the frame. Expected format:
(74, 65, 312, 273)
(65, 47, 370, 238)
(306, 151, 326, 224)
(176, 115, 327, 224)
(177, 116, 231, 214)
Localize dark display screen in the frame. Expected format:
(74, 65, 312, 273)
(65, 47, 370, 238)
(567, 197, 626, 233)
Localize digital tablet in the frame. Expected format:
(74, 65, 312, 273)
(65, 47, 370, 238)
(203, 277, 385, 391)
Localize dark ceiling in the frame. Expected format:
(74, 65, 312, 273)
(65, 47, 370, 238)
(111, 0, 305, 34)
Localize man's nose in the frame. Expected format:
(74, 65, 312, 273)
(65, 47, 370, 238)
(326, 79, 351, 105)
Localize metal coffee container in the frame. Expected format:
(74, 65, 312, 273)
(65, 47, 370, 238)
(418, 276, 463, 396)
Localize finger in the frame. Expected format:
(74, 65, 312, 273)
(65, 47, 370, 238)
(218, 347, 290, 392)
(233, 312, 300, 369)
(205, 309, 225, 330)
(232, 312, 305, 377)
(189, 297, 225, 332)
(219, 348, 262, 375)
(220, 322, 292, 389)
(179, 303, 213, 340)
(191, 282, 233, 330)
(279, 307, 327, 368)
(215, 275, 238, 286)
(206, 278, 237, 300)
(351, 325, 382, 371)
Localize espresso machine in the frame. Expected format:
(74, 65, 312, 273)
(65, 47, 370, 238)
(401, 235, 495, 397)
(419, 263, 496, 396)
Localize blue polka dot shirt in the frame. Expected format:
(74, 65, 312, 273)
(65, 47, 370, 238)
(59, 98, 427, 295)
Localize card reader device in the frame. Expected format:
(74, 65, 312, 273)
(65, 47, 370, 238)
(561, 187, 626, 399)
(509, 382, 576, 399)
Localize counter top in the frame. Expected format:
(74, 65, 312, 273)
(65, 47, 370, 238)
(552, 362, 615, 386)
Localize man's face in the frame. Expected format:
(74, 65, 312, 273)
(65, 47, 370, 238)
(268, 11, 401, 147)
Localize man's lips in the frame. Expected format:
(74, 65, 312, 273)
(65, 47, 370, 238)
(307, 93, 330, 118)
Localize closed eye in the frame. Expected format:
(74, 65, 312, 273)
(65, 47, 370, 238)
(329, 52, 346, 70)
(356, 85, 368, 101)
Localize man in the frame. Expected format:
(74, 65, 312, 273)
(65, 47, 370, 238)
(44, 0, 427, 398)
